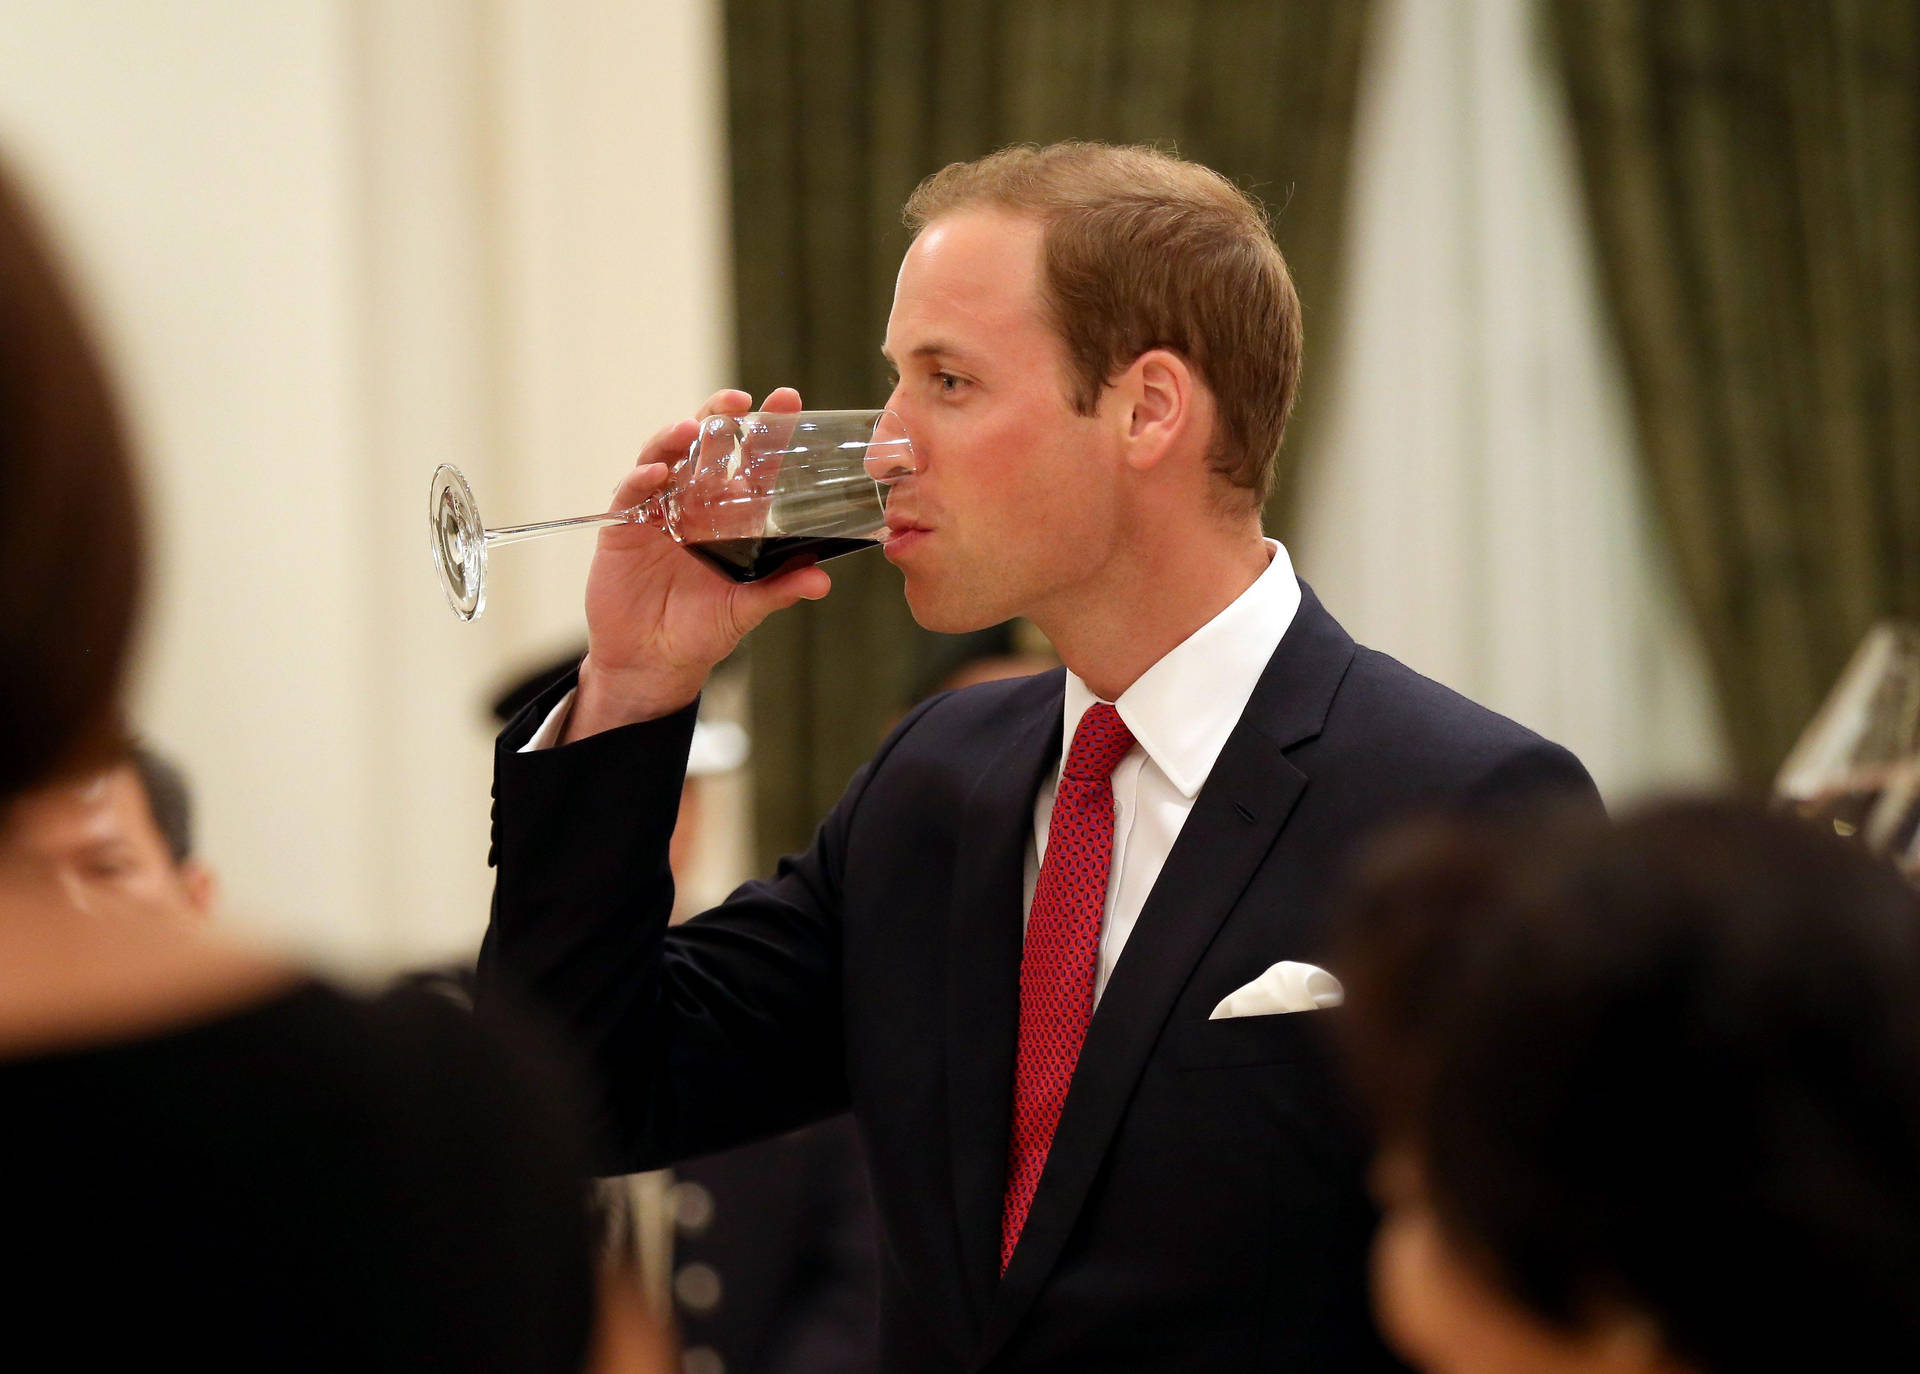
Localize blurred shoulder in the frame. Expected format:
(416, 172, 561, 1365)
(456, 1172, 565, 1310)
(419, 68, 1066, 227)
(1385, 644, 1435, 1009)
(3, 970, 597, 1370)
(267, 978, 591, 1165)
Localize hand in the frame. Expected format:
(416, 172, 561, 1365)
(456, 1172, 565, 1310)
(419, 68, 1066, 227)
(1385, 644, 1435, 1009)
(567, 387, 831, 741)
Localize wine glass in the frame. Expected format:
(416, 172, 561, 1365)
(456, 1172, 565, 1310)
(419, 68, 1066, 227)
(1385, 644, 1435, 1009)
(1864, 758, 1920, 882)
(1773, 621, 1920, 861)
(429, 408, 915, 621)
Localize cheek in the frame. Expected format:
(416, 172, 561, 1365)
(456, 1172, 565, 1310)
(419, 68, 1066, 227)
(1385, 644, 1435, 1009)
(103, 867, 170, 908)
(132, 866, 180, 902)
(1373, 1208, 1455, 1371)
(1373, 1211, 1585, 1374)
(1373, 1208, 1518, 1374)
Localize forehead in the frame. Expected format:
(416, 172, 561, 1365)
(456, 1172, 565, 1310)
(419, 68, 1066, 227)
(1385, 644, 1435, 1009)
(4, 766, 155, 852)
(886, 209, 1052, 358)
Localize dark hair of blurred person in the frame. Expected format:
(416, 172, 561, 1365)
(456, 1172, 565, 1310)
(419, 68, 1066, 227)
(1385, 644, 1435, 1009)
(0, 156, 141, 803)
(130, 742, 192, 862)
(1334, 800, 1920, 1374)
(0, 161, 665, 1371)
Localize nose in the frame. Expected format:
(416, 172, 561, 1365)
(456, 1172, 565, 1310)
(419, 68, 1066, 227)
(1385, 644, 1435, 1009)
(863, 406, 920, 485)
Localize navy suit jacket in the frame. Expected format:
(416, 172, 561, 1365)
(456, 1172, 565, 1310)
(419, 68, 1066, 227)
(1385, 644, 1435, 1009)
(480, 583, 1599, 1372)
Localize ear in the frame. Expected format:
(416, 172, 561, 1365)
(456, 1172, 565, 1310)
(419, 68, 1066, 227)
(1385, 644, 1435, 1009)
(177, 860, 220, 920)
(1116, 348, 1195, 473)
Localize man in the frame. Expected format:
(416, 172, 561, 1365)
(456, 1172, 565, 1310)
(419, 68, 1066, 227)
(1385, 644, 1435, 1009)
(4, 744, 217, 919)
(480, 143, 1598, 1371)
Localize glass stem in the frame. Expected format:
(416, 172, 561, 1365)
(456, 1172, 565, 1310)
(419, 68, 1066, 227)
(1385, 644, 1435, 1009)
(485, 505, 648, 549)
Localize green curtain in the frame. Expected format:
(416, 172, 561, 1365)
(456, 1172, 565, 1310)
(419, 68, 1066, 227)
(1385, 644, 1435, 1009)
(725, 0, 1373, 866)
(1546, 0, 1920, 784)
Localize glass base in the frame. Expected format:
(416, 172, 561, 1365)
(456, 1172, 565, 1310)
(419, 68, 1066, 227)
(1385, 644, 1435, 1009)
(429, 464, 487, 621)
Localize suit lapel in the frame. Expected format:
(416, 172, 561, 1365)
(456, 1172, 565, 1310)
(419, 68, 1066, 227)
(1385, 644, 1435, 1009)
(944, 673, 1065, 1331)
(971, 583, 1357, 1367)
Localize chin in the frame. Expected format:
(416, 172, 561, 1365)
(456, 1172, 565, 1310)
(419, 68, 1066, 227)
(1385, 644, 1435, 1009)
(901, 573, 1017, 636)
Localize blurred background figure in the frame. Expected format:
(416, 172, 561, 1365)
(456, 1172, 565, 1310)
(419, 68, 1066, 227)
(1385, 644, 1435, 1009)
(2, 743, 217, 919)
(1772, 620, 1920, 882)
(653, 1114, 879, 1374)
(1334, 800, 1920, 1374)
(0, 156, 664, 1372)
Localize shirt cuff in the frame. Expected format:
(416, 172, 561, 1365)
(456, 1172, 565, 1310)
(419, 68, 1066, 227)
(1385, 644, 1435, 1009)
(519, 688, 576, 752)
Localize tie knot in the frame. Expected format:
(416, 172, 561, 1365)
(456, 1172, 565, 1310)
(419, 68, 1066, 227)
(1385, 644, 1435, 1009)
(1061, 703, 1135, 783)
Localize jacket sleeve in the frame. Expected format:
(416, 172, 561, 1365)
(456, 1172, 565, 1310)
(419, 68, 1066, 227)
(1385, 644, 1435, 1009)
(476, 668, 940, 1173)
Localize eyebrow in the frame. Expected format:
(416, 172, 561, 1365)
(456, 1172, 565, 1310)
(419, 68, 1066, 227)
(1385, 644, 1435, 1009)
(880, 341, 973, 366)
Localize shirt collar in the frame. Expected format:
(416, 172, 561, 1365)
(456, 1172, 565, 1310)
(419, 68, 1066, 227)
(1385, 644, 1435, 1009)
(1060, 539, 1301, 798)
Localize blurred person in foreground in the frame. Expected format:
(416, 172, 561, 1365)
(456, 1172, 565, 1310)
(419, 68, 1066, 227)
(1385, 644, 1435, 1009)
(1335, 800, 1920, 1374)
(0, 162, 666, 1371)
(481, 141, 1598, 1371)
(4, 743, 217, 919)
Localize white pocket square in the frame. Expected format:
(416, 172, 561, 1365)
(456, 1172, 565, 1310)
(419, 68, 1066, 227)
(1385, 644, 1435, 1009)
(1209, 961, 1344, 1020)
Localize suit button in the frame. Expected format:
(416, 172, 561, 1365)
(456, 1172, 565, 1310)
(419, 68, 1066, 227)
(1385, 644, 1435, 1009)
(682, 1347, 724, 1374)
(670, 1181, 714, 1235)
(674, 1262, 722, 1315)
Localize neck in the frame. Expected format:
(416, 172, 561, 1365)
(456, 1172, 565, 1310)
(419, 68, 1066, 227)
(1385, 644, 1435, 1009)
(1034, 517, 1271, 702)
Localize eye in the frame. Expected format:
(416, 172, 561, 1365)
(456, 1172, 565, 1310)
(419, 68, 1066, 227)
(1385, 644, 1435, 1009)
(935, 372, 966, 394)
(883, 367, 901, 390)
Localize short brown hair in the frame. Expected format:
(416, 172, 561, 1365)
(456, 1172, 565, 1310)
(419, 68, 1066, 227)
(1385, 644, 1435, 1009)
(0, 161, 143, 804)
(903, 142, 1302, 506)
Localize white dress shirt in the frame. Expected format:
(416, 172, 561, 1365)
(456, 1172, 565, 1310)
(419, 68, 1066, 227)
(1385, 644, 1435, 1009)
(1028, 540, 1300, 1005)
(523, 540, 1303, 1010)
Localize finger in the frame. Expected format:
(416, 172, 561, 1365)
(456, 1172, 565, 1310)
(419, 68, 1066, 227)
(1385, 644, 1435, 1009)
(637, 416, 686, 453)
(760, 387, 803, 414)
(729, 563, 831, 633)
(694, 389, 754, 423)
(609, 460, 672, 511)
(632, 417, 701, 473)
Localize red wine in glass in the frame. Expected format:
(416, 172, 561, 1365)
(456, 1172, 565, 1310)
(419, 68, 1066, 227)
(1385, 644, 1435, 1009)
(683, 534, 880, 583)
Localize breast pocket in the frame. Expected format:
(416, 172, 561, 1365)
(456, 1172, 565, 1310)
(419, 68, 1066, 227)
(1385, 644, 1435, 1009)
(1166, 1008, 1337, 1069)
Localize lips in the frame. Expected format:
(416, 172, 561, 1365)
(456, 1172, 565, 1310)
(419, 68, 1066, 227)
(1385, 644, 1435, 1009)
(882, 511, 932, 560)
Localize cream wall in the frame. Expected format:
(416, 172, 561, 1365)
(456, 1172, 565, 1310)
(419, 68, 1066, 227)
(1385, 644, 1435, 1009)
(0, 0, 733, 974)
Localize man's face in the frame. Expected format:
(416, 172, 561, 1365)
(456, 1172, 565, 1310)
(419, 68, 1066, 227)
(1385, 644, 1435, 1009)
(1, 764, 212, 919)
(880, 209, 1127, 633)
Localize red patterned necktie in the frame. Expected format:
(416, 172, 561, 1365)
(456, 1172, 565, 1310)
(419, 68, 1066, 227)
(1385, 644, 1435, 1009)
(1000, 702, 1136, 1271)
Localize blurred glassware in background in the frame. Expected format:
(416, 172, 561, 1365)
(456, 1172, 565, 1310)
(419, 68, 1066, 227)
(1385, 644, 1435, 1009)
(1774, 622, 1920, 879)
(429, 408, 917, 620)
(1865, 759, 1920, 882)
